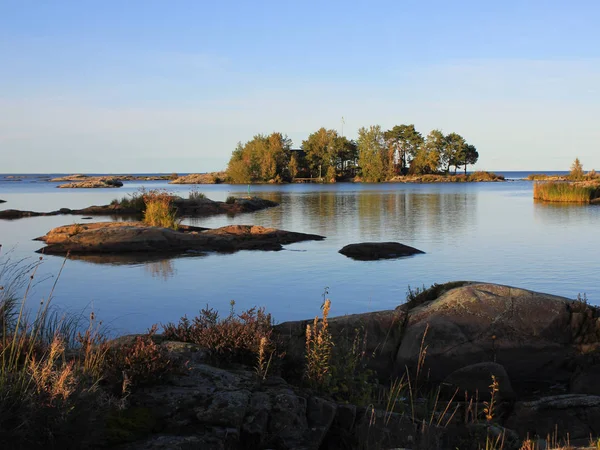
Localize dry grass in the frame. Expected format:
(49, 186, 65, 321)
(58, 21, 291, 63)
(533, 181, 600, 203)
(142, 189, 180, 229)
(0, 254, 178, 448)
(304, 298, 334, 389)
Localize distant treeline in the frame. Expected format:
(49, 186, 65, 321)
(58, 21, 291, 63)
(226, 125, 479, 183)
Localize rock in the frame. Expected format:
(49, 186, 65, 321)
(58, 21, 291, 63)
(396, 283, 578, 395)
(169, 172, 226, 184)
(35, 222, 325, 257)
(194, 390, 251, 428)
(443, 362, 515, 401)
(0, 196, 278, 220)
(274, 309, 406, 382)
(50, 174, 171, 182)
(0, 199, 5, 203)
(338, 242, 424, 260)
(354, 407, 416, 449)
(306, 397, 337, 448)
(505, 394, 600, 440)
(57, 177, 124, 188)
(115, 434, 209, 450)
(571, 364, 600, 395)
(241, 392, 271, 447)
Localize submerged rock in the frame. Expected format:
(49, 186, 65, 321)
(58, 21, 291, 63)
(338, 242, 424, 260)
(35, 222, 325, 257)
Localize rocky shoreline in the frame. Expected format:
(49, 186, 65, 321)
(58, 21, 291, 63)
(102, 282, 600, 449)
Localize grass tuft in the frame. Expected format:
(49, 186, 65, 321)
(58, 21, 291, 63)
(142, 189, 180, 229)
(533, 181, 600, 203)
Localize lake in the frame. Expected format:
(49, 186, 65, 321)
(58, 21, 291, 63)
(1, 173, 598, 335)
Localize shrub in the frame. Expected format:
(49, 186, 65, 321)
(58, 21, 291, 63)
(105, 325, 174, 392)
(142, 189, 180, 229)
(110, 190, 146, 212)
(163, 301, 274, 366)
(188, 188, 206, 201)
(225, 195, 236, 204)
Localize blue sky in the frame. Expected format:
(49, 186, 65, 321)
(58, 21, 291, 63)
(1, 1, 599, 173)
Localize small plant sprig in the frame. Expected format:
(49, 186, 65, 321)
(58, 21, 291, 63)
(304, 297, 333, 389)
(255, 335, 274, 380)
(483, 375, 499, 422)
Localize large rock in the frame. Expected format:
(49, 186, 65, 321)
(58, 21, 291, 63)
(35, 222, 325, 256)
(442, 362, 515, 401)
(505, 394, 600, 440)
(274, 309, 406, 382)
(0, 199, 5, 203)
(339, 242, 424, 260)
(396, 283, 582, 395)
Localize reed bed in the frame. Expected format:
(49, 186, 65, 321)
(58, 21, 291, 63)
(533, 181, 600, 203)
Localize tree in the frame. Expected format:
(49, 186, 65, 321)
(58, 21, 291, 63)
(289, 152, 299, 179)
(410, 129, 446, 174)
(462, 144, 479, 175)
(302, 128, 337, 178)
(226, 133, 292, 183)
(357, 126, 387, 182)
(444, 133, 467, 174)
(384, 124, 424, 175)
(570, 157, 584, 180)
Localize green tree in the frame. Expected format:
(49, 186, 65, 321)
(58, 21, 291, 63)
(410, 129, 446, 174)
(444, 133, 467, 174)
(302, 128, 337, 178)
(570, 157, 584, 180)
(462, 144, 479, 175)
(226, 133, 292, 183)
(357, 125, 387, 182)
(384, 124, 424, 175)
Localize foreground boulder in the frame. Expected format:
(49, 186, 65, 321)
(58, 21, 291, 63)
(277, 282, 600, 397)
(338, 242, 424, 260)
(35, 222, 325, 256)
(111, 342, 417, 450)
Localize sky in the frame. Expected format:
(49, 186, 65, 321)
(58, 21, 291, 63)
(1, 0, 599, 173)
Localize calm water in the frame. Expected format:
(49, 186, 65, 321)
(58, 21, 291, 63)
(0, 173, 598, 335)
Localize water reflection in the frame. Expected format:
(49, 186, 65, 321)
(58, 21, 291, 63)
(533, 202, 600, 226)
(144, 259, 176, 280)
(286, 190, 476, 242)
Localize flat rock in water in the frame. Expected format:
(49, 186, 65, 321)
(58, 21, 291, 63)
(57, 177, 123, 188)
(35, 222, 325, 257)
(0, 199, 5, 203)
(338, 242, 424, 260)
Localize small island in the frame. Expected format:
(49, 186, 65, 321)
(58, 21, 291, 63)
(169, 126, 503, 185)
(533, 158, 600, 204)
(0, 192, 278, 220)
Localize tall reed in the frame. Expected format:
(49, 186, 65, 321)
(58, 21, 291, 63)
(533, 181, 600, 203)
